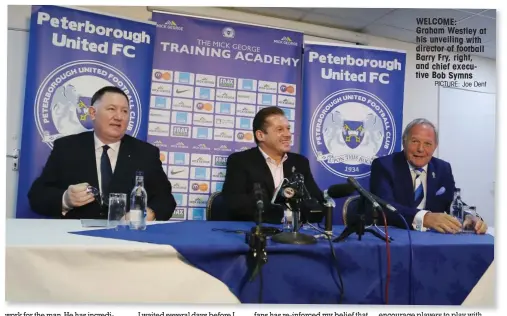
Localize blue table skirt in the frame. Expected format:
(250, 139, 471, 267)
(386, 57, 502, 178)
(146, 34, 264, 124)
(71, 221, 494, 305)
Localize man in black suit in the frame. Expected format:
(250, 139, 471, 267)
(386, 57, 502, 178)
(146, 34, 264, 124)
(222, 106, 323, 223)
(28, 86, 176, 220)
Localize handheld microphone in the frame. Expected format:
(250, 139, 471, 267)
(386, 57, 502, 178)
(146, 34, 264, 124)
(346, 177, 381, 210)
(253, 183, 264, 226)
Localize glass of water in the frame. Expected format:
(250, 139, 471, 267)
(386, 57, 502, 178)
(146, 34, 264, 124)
(107, 193, 127, 230)
(462, 206, 479, 233)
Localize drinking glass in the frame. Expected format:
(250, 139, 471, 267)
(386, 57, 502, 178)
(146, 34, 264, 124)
(462, 206, 479, 233)
(107, 193, 127, 230)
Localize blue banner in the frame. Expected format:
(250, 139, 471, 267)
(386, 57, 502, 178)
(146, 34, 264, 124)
(149, 12, 303, 220)
(16, 5, 156, 218)
(301, 43, 406, 224)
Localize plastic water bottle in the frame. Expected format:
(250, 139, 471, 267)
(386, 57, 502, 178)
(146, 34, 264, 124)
(129, 171, 147, 230)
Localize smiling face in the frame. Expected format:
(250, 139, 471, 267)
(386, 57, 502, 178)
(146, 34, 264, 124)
(89, 91, 129, 144)
(256, 114, 292, 159)
(404, 123, 437, 168)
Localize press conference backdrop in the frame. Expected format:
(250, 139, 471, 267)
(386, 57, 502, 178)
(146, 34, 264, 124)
(15, 5, 156, 218)
(147, 12, 303, 221)
(301, 42, 406, 224)
(6, 6, 353, 219)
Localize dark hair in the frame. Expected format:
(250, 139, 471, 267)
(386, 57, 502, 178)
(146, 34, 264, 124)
(90, 86, 129, 107)
(252, 106, 285, 144)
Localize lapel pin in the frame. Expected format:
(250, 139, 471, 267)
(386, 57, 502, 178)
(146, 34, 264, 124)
(292, 166, 295, 173)
(432, 172, 435, 178)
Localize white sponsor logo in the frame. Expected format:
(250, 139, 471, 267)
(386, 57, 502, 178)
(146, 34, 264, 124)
(277, 96, 296, 108)
(172, 98, 193, 112)
(149, 109, 171, 123)
(151, 83, 172, 96)
(212, 168, 227, 181)
(236, 104, 256, 117)
(236, 91, 257, 104)
(193, 113, 214, 127)
(214, 115, 235, 129)
(191, 153, 212, 166)
(213, 128, 234, 142)
(173, 84, 194, 99)
(188, 194, 209, 208)
(148, 123, 170, 136)
(216, 89, 236, 102)
(170, 179, 189, 193)
(258, 80, 278, 93)
(195, 74, 216, 87)
(168, 166, 190, 179)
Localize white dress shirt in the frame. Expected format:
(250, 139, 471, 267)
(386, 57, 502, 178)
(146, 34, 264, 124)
(409, 162, 429, 231)
(62, 133, 121, 212)
(258, 147, 288, 191)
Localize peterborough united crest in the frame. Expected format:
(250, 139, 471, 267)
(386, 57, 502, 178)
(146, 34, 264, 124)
(310, 88, 396, 178)
(34, 60, 142, 148)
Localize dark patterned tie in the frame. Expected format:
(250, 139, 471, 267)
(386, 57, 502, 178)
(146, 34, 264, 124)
(101, 145, 113, 203)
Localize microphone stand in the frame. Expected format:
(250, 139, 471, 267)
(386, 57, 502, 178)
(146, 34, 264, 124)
(364, 205, 393, 242)
(314, 195, 336, 239)
(246, 197, 268, 281)
(271, 198, 317, 245)
(334, 196, 392, 242)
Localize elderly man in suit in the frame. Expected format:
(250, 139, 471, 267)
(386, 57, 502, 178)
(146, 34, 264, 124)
(222, 106, 324, 223)
(28, 86, 176, 220)
(370, 118, 487, 234)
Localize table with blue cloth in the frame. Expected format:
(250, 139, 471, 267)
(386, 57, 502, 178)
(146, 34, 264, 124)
(71, 221, 494, 305)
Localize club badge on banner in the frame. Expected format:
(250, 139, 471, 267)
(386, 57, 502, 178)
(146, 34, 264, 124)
(16, 5, 156, 218)
(149, 12, 303, 221)
(301, 43, 406, 224)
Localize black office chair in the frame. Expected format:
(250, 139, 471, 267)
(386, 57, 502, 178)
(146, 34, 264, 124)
(206, 191, 228, 221)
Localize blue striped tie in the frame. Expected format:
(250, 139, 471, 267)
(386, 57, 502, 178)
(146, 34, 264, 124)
(414, 168, 424, 207)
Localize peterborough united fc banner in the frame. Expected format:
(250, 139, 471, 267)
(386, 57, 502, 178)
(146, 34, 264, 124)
(16, 5, 155, 218)
(301, 43, 406, 223)
(148, 12, 303, 221)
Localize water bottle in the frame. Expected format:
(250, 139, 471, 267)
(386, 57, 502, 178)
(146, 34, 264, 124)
(129, 171, 147, 230)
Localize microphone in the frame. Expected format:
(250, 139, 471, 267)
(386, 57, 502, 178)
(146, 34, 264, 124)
(325, 183, 356, 199)
(253, 183, 264, 225)
(369, 192, 397, 213)
(347, 177, 381, 210)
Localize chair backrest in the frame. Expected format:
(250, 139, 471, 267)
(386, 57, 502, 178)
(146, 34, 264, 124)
(342, 195, 360, 225)
(206, 191, 227, 221)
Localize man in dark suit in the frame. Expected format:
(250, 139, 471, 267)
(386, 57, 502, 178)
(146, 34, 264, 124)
(222, 106, 323, 223)
(370, 118, 487, 234)
(28, 86, 176, 220)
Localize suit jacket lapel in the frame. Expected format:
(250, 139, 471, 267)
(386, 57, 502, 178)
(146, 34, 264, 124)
(253, 148, 275, 195)
(425, 160, 437, 209)
(283, 155, 294, 183)
(394, 151, 414, 207)
(109, 136, 133, 193)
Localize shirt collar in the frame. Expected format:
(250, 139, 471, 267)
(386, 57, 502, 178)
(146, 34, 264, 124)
(94, 133, 121, 152)
(258, 146, 288, 164)
(407, 160, 428, 173)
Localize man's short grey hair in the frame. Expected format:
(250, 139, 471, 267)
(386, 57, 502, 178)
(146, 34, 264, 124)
(402, 118, 439, 146)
